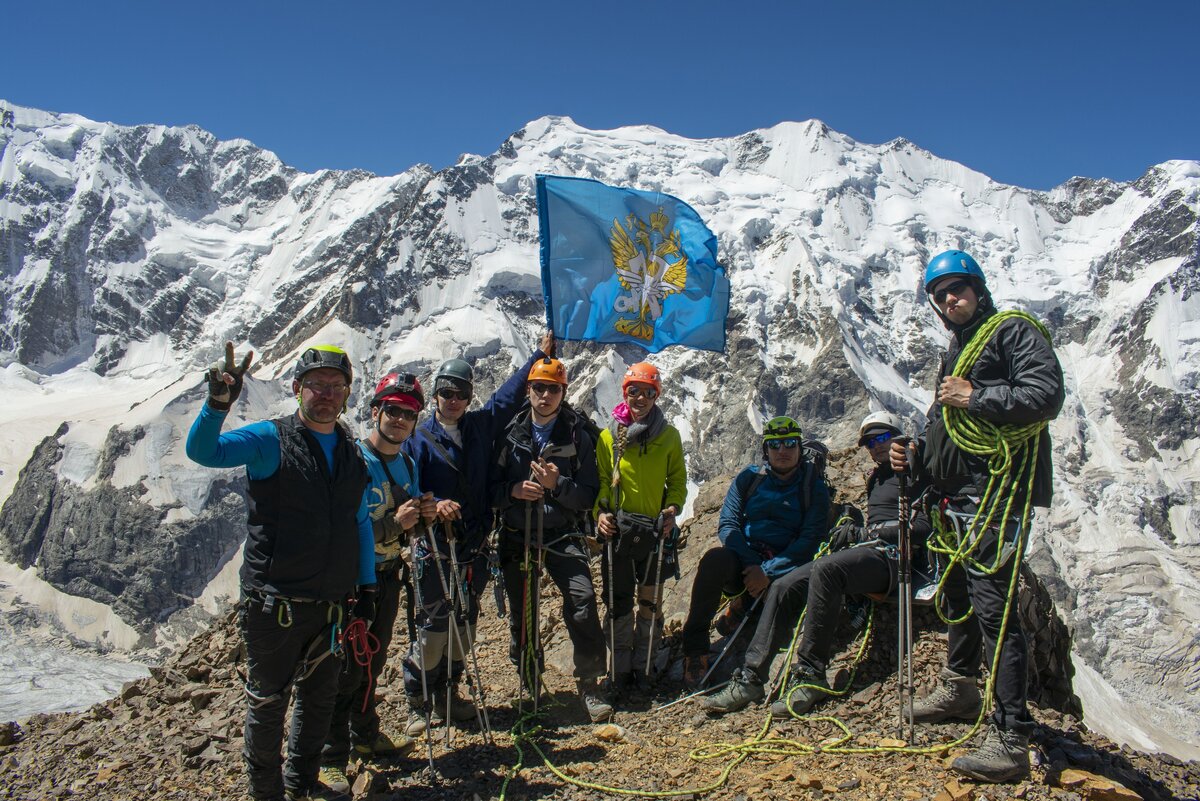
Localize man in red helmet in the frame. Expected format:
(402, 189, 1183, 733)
(318, 371, 434, 794)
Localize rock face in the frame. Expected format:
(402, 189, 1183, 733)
(0, 103, 1199, 755)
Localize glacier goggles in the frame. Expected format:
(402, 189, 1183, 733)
(765, 437, 800, 450)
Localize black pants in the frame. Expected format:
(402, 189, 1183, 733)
(401, 529, 489, 698)
(681, 547, 748, 657)
(499, 533, 607, 681)
(322, 569, 404, 768)
(939, 503, 1033, 734)
(240, 596, 344, 800)
(741, 547, 892, 680)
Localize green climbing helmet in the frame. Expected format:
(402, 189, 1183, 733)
(762, 416, 803, 442)
(433, 357, 473, 395)
(294, 345, 353, 383)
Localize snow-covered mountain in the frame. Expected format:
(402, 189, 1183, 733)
(0, 101, 1197, 758)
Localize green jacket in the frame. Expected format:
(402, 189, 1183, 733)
(596, 424, 687, 518)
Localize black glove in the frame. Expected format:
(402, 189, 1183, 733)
(352, 588, 377, 624)
(206, 341, 254, 411)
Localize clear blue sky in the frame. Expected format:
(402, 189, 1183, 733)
(4, 2, 1195, 190)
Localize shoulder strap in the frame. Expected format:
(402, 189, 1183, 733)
(740, 465, 769, 508)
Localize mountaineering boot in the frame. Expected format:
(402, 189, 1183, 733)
(951, 724, 1031, 782)
(435, 681, 477, 724)
(911, 668, 982, 723)
(701, 667, 765, 715)
(682, 654, 711, 691)
(769, 663, 831, 718)
(577, 678, 614, 722)
(316, 766, 350, 794)
(404, 692, 443, 737)
(353, 730, 415, 759)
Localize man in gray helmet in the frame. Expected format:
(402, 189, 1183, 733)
(399, 331, 556, 735)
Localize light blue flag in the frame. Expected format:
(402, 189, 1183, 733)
(537, 174, 729, 354)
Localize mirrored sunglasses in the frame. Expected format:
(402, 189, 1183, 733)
(382, 404, 418, 421)
(766, 438, 800, 450)
(932, 278, 971, 305)
(529, 382, 563, 395)
(625, 386, 658, 400)
(865, 432, 894, 448)
(437, 388, 470, 401)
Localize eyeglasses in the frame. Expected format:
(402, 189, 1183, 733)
(381, 404, 418, 421)
(625, 386, 658, 400)
(302, 380, 348, 395)
(865, 432, 893, 448)
(766, 438, 800, 450)
(932, 279, 971, 305)
(437, 388, 470, 401)
(529, 382, 563, 395)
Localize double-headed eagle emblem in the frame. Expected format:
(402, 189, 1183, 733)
(609, 207, 688, 340)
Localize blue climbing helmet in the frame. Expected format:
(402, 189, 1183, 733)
(923, 250, 985, 294)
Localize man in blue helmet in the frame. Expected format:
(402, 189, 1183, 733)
(399, 331, 556, 736)
(892, 250, 1064, 782)
(187, 343, 375, 801)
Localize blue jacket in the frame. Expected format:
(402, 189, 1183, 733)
(402, 349, 546, 553)
(717, 464, 830, 580)
(186, 406, 376, 591)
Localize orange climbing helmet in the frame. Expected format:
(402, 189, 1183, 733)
(527, 357, 568, 386)
(621, 362, 662, 395)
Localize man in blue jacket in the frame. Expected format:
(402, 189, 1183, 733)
(400, 331, 555, 735)
(680, 417, 829, 690)
(187, 343, 375, 801)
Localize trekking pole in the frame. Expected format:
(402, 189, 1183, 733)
(444, 522, 493, 742)
(643, 514, 669, 681)
(519, 498, 534, 712)
(407, 531, 438, 778)
(654, 679, 732, 711)
(605, 530, 617, 694)
(422, 524, 467, 748)
(533, 501, 545, 714)
(897, 446, 915, 741)
(698, 594, 763, 690)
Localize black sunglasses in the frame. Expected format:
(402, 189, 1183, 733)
(625, 386, 658, 400)
(437, 388, 470, 401)
(382, 404, 418, 421)
(529, 382, 563, 395)
(932, 278, 971, 305)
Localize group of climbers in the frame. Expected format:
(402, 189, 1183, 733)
(186, 249, 1063, 799)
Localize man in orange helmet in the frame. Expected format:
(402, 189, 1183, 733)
(491, 357, 609, 720)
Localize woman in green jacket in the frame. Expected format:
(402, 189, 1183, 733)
(596, 362, 687, 693)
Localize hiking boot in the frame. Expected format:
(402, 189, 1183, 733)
(770, 665, 831, 718)
(701, 667, 764, 716)
(353, 730, 415, 759)
(911, 668, 982, 723)
(404, 696, 444, 737)
(316, 766, 350, 794)
(577, 678, 614, 722)
(715, 596, 747, 637)
(435, 684, 477, 724)
(682, 654, 711, 691)
(951, 724, 1030, 782)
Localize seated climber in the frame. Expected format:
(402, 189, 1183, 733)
(679, 416, 830, 689)
(701, 410, 930, 717)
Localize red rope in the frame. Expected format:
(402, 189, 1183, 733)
(344, 617, 382, 714)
